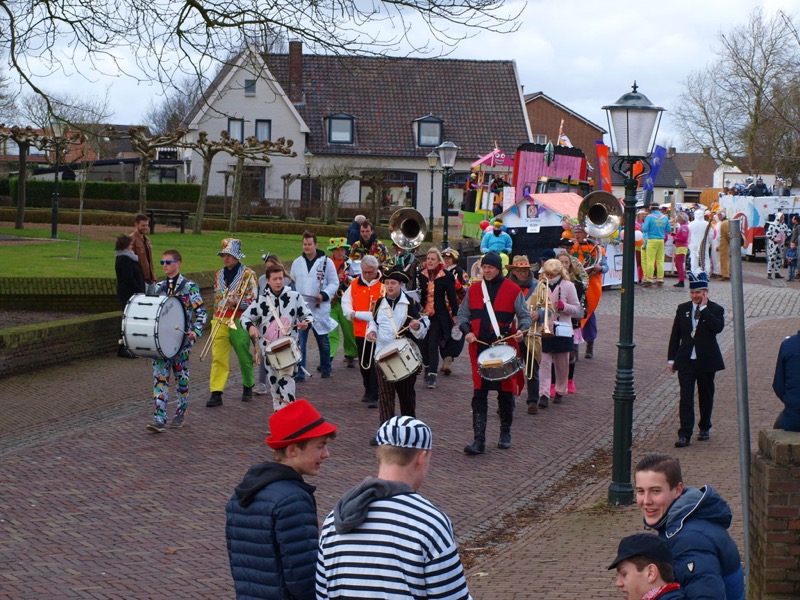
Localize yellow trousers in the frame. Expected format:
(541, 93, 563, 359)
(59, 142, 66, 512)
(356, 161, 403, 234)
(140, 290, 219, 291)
(643, 239, 666, 283)
(209, 318, 255, 392)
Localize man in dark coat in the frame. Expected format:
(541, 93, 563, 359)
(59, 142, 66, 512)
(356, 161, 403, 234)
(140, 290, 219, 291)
(667, 270, 725, 448)
(226, 400, 337, 600)
(772, 331, 800, 432)
(608, 533, 686, 599)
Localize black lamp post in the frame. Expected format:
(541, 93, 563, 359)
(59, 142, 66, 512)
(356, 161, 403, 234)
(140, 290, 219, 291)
(602, 82, 664, 505)
(49, 116, 67, 239)
(303, 150, 314, 207)
(426, 151, 438, 243)
(435, 141, 459, 250)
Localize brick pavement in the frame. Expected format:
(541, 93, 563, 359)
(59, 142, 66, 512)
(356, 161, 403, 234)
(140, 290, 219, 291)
(0, 260, 796, 598)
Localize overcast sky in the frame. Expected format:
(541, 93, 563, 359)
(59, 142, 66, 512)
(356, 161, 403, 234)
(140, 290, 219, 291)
(40, 0, 795, 153)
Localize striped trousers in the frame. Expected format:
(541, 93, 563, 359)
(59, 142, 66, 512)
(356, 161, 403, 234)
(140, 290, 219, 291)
(376, 367, 418, 423)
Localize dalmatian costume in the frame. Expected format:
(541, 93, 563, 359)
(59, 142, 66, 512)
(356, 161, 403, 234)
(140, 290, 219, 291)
(766, 215, 790, 278)
(240, 286, 313, 411)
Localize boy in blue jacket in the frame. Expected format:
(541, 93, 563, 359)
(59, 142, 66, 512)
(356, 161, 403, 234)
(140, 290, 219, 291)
(634, 454, 744, 600)
(226, 400, 337, 600)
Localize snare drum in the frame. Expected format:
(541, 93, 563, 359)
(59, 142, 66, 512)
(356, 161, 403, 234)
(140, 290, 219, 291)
(122, 294, 187, 359)
(265, 337, 302, 372)
(477, 344, 522, 381)
(376, 338, 422, 382)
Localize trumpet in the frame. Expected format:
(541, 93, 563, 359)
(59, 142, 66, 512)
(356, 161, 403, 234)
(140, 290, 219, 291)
(200, 270, 258, 361)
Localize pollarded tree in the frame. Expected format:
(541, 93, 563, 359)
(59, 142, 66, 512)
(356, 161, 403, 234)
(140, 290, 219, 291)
(126, 126, 189, 213)
(184, 131, 295, 233)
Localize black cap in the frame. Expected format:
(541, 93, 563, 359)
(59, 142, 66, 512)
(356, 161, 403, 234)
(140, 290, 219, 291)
(608, 534, 672, 570)
(481, 252, 503, 270)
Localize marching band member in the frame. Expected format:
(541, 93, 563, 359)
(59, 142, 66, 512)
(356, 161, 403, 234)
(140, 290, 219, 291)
(365, 269, 429, 444)
(348, 219, 389, 264)
(569, 225, 607, 359)
(326, 238, 358, 369)
(457, 252, 532, 455)
(290, 231, 339, 381)
(255, 253, 294, 396)
(417, 247, 459, 390)
(147, 250, 207, 433)
(531, 259, 582, 409)
(341, 255, 384, 408)
(207, 238, 258, 408)
(440, 248, 468, 375)
(641, 204, 672, 287)
(241, 266, 313, 412)
(385, 241, 418, 290)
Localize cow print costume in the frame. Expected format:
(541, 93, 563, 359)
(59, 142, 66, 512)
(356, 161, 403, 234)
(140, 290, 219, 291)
(240, 286, 313, 411)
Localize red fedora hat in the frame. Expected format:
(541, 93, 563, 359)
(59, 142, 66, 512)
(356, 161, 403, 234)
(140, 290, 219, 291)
(265, 399, 337, 449)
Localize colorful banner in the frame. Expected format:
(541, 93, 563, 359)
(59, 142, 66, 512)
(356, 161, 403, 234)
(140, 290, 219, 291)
(595, 141, 612, 192)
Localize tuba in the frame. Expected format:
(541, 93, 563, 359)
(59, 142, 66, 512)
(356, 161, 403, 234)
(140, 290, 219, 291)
(577, 190, 623, 239)
(389, 208, 427, 250)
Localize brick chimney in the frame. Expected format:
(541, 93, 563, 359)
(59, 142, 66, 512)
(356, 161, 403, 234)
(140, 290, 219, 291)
(668, 147, 676, 157)
(288, 40, 303, 104)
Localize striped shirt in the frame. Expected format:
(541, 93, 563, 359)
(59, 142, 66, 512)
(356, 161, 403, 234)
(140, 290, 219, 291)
(316, 492, 471, 599)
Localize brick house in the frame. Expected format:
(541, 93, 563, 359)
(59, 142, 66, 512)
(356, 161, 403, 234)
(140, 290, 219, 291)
(668, 147, 719, 188)
(523, 91, 606, 159)
(181, 42, 532, 221)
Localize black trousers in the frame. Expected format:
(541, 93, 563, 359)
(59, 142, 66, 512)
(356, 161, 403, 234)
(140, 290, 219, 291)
(677, 360, 716, 438)
(421, 318, 445, 375)
(355, 336, 378, 401)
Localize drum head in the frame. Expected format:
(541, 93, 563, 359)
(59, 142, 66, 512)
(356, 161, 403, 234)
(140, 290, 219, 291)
(154, 297, 187, 358)
(267, 337, 292, 352)
(377, 338, 408, 360)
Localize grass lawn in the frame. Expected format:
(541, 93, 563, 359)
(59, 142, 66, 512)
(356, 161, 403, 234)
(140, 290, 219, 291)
(0, 227, 328, 278)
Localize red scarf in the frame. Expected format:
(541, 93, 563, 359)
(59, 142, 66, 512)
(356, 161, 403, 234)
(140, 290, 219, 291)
(642, 583, 681, 600)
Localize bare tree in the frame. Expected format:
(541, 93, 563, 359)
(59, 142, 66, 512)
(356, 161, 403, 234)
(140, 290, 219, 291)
(184, 131, 295, 233)
(318, 163, 359, 224)
(0, 0, 520, 117)
(125, 127, 189, 213)
(145, 77, 205, 135)
(674, 9, 800, 178)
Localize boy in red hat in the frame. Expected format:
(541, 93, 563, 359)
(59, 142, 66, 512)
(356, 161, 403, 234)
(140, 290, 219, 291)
(226, 399, 337, 599)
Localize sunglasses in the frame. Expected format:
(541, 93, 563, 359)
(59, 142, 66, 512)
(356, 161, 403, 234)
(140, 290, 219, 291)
(160, 260, 177, 265)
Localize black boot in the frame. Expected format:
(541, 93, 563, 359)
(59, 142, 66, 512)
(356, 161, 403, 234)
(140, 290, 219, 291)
(464, 397, 487, 455)
(206, 391, 223, 407)
(497, 394, 513, 449)
(585, 341, 594, 359)
(241, 386, 253, 402)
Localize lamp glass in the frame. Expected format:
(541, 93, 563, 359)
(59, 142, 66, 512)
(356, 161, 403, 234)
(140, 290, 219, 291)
(602, 84, 664, 160)
(427, 151, 438, 169)
(50, 116, 67, 138)
(303, 150, 314, 167)
(435, 141, 459, 169)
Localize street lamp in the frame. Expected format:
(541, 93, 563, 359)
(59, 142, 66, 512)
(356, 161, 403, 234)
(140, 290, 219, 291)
(602, 82, 664, 505)
(427, 151, 438, 243)
(50, 116, 67, 239)
(435, 141, 459, 250)
(303, 150, 314, 207)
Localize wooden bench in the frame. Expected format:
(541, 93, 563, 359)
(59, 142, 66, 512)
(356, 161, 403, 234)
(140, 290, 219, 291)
(146, 209, 190, 234)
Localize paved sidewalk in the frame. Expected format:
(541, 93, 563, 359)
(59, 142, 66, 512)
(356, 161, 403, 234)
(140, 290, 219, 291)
(0, 261, 795, 598)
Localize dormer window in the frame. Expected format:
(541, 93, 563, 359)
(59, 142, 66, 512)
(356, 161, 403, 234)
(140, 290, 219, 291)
(413, 115, 443, 147)
(327, 113, 354, 144)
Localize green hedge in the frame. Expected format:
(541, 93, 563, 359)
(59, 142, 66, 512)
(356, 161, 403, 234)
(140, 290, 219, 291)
(8, 179, 201, 206)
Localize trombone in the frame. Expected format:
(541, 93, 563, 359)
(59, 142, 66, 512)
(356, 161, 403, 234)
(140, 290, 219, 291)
(199, 270, 259, 361)
(524, 276, 552, 379)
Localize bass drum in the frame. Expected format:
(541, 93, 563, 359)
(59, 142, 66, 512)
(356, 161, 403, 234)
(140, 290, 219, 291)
(122, 294, 187, 359)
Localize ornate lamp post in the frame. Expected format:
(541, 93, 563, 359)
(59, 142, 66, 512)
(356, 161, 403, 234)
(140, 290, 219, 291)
(426, 151, 438, 243)
(49, 116, 67, 239)
(303, 150, 314, 207)
(435, 141, 459, 250)
(602, 82, 664, 505)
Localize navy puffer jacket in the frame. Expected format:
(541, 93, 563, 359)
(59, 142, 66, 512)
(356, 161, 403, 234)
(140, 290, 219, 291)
(650, 486, 744, 600)
(226, 462, 318, 600)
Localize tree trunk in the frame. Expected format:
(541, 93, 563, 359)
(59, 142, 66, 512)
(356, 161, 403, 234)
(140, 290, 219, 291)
(138, 155, 149, 214)
(230, 156, 244, 233)
(14, 144, 28, 229)
(330, 185, 341, 224)
(193, 154, 213, 234)
(282, 176, 291, 219)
